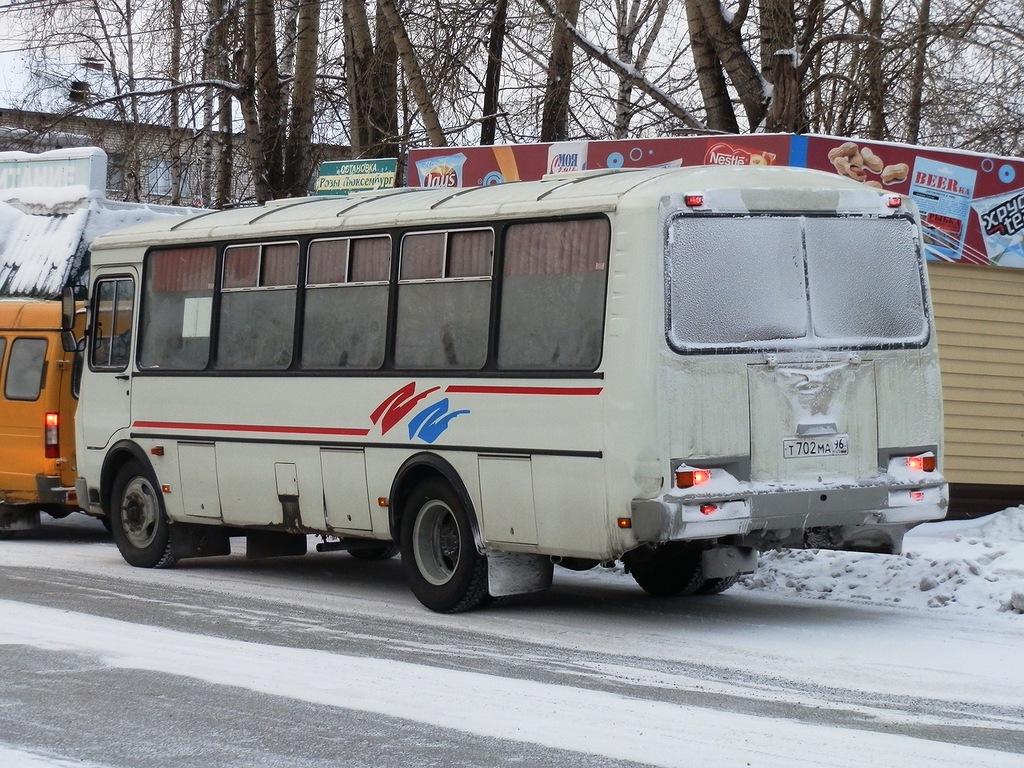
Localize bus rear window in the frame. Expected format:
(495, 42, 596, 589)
(665, 215, 927, 352)
(4, 337, 47, 400)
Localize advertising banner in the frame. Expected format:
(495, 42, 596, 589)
(408, 134, 1024, 268)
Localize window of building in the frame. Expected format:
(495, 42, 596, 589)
(146, 159, 172, 197)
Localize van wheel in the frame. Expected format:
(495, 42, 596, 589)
(400, 478, 488, 613)
(628, 547, 705, 597)
(110, 461, 177, 569)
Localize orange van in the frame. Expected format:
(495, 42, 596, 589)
(0, 298, 86, 535)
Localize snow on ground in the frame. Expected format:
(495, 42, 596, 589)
(741, 506, 1024, 614)
(1, 508, 1022, 767)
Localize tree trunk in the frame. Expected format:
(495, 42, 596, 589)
(168, 0, 183, 204)
(344, 0, 398, 159)
(481, 0, 508, 145)
(379, 0, 446, 147)
(685, 0, 738, 132)
(864, 0, 885, 139)
(284, 0, 321, 196)
(761, 0, 804, 132)
(541, 0, 581, 142)
(906, 0, 931, 144)
(689, 0, 766, 130)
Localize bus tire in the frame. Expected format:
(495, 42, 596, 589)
(629, 548, 705, 597)
(697, 575, 741, 594)
(399, 478, 488, 613)
(347, 543, 400, 560)
(110, 460, 178, 569)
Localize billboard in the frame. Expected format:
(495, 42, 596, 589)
(409, 134, 1024, 268)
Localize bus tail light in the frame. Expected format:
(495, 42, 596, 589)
(910, 490, 925, 502)
(676, 467, 712, 488)
(905, 453, 936, 472)
(684, 194, 705, 208)
(44, 412, 60, 459)
(700, 504, 718, 516)
(886, 195, 902, 209)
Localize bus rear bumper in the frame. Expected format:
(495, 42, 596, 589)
(630, 480, 948, 553)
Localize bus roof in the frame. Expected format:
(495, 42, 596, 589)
(87, 164, 897, 257)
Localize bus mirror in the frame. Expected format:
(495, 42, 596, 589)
(61, 287, 75, 331)
(60, 287, 78, 352)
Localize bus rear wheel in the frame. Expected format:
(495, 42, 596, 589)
(347, 543, 400, 560)
(399, 478, 488, 613)
(110, 461, 177, 569)
(628, 546, 705, 597)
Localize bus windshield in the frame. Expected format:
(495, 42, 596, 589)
(665, 214, 928, 352)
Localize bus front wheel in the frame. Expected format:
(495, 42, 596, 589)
(110, 461, 178, 569)
(399, 478, 488, 613)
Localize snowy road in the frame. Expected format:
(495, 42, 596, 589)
(1, 514, 1022, 768)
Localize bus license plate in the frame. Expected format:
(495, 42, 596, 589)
(782, 435, 849, 459)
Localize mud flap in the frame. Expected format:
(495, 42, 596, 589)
(702, 546, 757, 579)
(0, 507, 41, 532)
(169, 522, 232, 558)
(487, 551, 553, 597)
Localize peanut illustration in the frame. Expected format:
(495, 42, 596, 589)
(828, 142, 858, 162)
(881, 163, 909, 185)
(860, 146, 884, 174)
(827, 141, 908, 188)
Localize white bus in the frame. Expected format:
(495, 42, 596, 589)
(66, 165, 948, 612)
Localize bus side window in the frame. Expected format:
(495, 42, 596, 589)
(302, 235, 390, 370)
(395, 229, 492, 370)
(498, 218, 610, 371)
(140, 246, 217, 370)
(218, 242, 299, 370)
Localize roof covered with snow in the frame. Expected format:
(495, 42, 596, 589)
(0, 148, 203, 297)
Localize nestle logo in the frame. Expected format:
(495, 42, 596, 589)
(549, 153, 581, 173)
(709, 152, 744, 165)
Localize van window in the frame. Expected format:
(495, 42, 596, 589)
(5, 337, 47, 400)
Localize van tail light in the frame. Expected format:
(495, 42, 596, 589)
(906, 453, 936, 472)
(676, 467, 712, 488)
(45, 412, 60, 459)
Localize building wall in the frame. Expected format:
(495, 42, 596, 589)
(0, 107, 252, 205)
(1, 108, 347, 206)
(930, 261, 1024, 515)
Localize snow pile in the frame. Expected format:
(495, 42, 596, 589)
(743, 506, 1024, 614)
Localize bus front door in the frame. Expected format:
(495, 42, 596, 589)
(80, 274, 137, 452)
